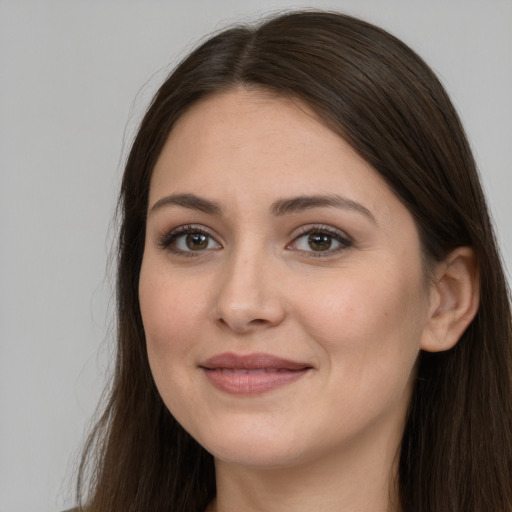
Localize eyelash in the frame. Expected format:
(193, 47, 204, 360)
(157, 224, 220, 257)
(288, 225, 353, 258)
(157, 224, 353, 258)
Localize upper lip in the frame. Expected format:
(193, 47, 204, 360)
(199, 352, 312, 371)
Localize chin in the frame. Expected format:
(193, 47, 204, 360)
(208, 441, 306, 470)
(191, 418, 310, 469)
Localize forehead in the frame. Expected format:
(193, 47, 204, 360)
(150, 89, 395, 222)
(159, 89, 334, 171)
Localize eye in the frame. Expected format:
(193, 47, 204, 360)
(288, 226, 352, 256)
(159, 225, 221, 254)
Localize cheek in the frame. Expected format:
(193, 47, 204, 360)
(139, 261, 209, 424)
(294, 263, 427, 386)
(139, 259, 203, 371)
(306, 272, 425, 437)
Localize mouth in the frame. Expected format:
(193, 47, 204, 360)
(199, 352, 313, 395)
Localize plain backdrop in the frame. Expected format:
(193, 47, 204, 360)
(1, 1, 511, 511)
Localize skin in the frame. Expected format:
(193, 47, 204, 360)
(138, 89, 473, 511)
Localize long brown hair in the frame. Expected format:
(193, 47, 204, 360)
(77, 10, 512, 511)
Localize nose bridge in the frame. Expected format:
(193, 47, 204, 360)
(214, 239, 285, 332)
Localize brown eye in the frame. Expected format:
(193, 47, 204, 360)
(161, 226, 222, 254)
(186, 233, 209, 250)
(308, 233, 332, 251)
(289, 226, 352, 256)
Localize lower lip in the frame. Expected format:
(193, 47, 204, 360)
(201, 368, 310, 394)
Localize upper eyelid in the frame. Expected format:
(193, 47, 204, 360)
(157, 224, 221, 248)
(287, 225, 354, 256)
(291, 224, 352, 241)
(165, 224, 217, 237)
(157, 223, 353, 249)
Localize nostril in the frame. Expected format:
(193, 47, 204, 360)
(250, 318, 268, 325)
(215, 316, 272, 333)
(214, 293, 286, 332)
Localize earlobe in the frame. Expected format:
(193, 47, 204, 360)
(421, 247, 480, 353)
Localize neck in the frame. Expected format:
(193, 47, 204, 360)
(208, 425, 402, 512)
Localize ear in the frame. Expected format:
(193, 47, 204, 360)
(421, 247, 480, 353)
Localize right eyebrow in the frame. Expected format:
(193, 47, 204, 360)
(149, 193, 223, 216)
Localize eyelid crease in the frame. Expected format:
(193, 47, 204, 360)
(157, 224, 221, 251)
(292, 224, 353, 243)
(287, 224, 354, 258)
(156, 223, 353, 259)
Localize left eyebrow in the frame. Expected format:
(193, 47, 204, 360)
(270, 194, 376, 224)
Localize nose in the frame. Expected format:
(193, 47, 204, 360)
(213, 249, 286, 334)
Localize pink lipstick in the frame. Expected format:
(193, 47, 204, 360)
(199, 353, 312, 394)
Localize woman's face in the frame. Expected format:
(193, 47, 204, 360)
(139, 89, 434, 469)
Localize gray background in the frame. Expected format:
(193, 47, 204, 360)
(1, 1, 511, 511)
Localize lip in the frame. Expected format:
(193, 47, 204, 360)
(199, 352, 312, 395)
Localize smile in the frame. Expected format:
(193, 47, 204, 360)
(199, 352, 312, 394)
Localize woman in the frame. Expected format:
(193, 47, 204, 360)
(76, 10, 512, 512)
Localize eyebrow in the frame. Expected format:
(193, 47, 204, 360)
(150, 192, 375, 223)
(150, 193, 222, 215)
(270, 194, 376, 223)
